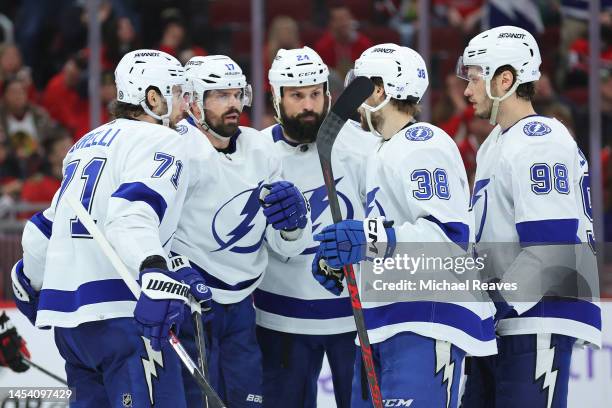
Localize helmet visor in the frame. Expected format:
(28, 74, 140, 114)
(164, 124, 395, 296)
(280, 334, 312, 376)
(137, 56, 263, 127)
(344, 69, 357, 88)
(455, 56, 484, 81)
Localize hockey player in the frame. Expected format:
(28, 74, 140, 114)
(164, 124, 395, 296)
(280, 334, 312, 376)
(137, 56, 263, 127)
(11, 50, 212, 407)
(313, 43, 497, 407)
(173, 55, 312, 407)
(457, 26, 602, 407)
(254, 46, 377, 408)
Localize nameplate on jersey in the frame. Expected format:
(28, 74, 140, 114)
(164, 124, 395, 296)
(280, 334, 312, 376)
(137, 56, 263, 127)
(405, 126, 433, 141)
(523, 121, 551, 137)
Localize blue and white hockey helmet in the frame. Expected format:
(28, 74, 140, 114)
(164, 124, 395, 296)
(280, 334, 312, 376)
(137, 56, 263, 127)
(115, 49, 188, 126)
(185, 55, 252, 108)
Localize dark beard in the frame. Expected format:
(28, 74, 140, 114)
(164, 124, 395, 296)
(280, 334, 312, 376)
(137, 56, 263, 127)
(206, 108, 240, 138)
(280, 104, 327, 144)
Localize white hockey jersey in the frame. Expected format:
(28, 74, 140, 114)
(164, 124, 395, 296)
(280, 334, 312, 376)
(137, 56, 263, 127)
(472, 115, 601, 347)
(254, 121, 378, 335)
(361, 122, 497, 357)
(25, 119, 191, 328)
(170, 118, 311, 304)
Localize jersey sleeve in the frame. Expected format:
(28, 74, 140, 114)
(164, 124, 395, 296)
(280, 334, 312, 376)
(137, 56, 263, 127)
(21, 189, 60, 290)
(499, 142, 580, 314)
(104, 131, 190, 275)
(392, 144, 472, 252)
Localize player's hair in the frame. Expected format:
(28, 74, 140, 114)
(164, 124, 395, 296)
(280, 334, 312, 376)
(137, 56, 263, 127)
(109, 86, 160, 120)
(371, 77, 420, 116)
(493, 64, 536, 101)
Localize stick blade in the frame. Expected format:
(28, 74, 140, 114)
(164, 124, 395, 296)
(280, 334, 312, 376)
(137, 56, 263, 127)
(331, 76, 374, 120)
(316, 76, 374, 160)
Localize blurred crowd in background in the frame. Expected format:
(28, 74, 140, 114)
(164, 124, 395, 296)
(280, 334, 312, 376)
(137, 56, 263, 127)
(0, 0, 610, 232)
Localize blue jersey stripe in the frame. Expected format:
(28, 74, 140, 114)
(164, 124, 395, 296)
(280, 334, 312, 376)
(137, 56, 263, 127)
(363, 301, 495, 342)
(519, 298, 601, 330)
(111, 182, 168, 223)
(515, 218, 579, 245)
(424, 215, 469, 251)
(254, 289, 353, 320)
(29, 211, 52, 239)
(38, 279, 135, 312)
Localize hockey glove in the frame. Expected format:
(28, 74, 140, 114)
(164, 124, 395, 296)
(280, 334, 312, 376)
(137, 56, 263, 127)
(0, 312, 31, 372)
(134, 268, 190, 351)
(312, 247, 344, 296)
(260, 181, 310, 232)
(169, 255, 213, 322)
(314, 218, 396, 268)
(11, 259, 39, 326)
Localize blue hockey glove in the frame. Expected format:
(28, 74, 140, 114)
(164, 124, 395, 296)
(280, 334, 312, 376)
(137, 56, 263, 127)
(169, 255, 213, 322)
(260, 181, 309, 231)
(134, 268, 190, 351)
(312, 247, 344, 296)
(11, 259, 39, 326)
(313, 218, 396, 269)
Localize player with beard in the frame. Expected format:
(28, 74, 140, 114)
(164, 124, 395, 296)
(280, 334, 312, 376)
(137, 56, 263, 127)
(253, 46, 377, 408)
(172, 55, 312, 407)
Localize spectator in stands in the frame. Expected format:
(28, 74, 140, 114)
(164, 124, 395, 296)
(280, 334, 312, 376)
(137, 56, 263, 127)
(375, 0, 419, 46)
(557, 0, 612, 87)
(0, 141, 21, 218)
(314, 1, 373, 80)
(0, 77, 57, 163)
(0, 44, 36, 102)
(158, 8, 206, 64)
(266, 16, 301, 72)
(19, 133, 72, 218)
(264, 16, 302, 93)
(432, 74, 474, 138)
(102, 16, 140, 69)
(41, 52, 88, 139)
(565, 20, 612, 88)
(433, 0, 484, 36)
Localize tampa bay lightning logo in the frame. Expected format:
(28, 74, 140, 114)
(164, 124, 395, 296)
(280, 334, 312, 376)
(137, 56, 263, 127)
(212, 181, 266, 253)
(405, 126, 433, 141)
(471, 178, 490, 242)
(301, 178, 354, 255)
(175, 124, 188, 135)
(523, 121, 551, 136)
(365, 187, 386, 217)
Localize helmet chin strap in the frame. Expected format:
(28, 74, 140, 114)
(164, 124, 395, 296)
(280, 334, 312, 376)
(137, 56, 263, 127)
(141, 96, 173, 127)
(188, 99, 232, 140)
(485, 79, 521, 125)
(363, 95, 391, 138)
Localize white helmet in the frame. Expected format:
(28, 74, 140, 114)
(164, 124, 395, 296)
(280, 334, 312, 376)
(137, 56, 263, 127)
(268, 46, 330, 120)
(347, 43, 428, 136)
(456, 25, 542, 124)
(185, 55, 252, 139)
(115, 49, 187, 126)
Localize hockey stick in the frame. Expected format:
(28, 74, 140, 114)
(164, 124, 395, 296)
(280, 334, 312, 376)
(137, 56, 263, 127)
(22, 357, 67, 385)
(66, 196, 225, 408)
(315, 76, 383, 408)
(191, 300, 210, 407)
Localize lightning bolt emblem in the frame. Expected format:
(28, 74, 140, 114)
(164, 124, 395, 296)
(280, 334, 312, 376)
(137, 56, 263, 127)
(141, 336, 164, 405)
(535, 334, 558, 408)
(435, 340, 455, 408)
